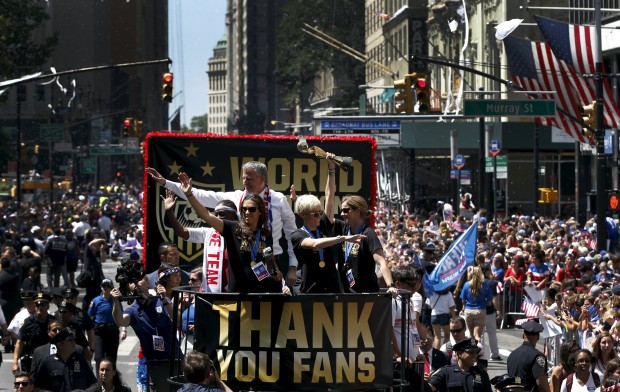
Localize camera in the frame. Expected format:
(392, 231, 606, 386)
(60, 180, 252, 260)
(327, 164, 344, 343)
(115, 255, 147, 303)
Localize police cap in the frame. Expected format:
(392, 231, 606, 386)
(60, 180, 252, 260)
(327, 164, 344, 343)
(495, 376, 525, 392)
(452, 338, 479, 352)
(21, 290, 37, 300)
(521, 320, 544, 335)
(51, 287, 65, 299)
(34, 292, 52, 303)
(63, 287, 79, 298)
(50, 328, 75, 344)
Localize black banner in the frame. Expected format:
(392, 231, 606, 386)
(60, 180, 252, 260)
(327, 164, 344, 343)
(192, 293, 393, 391)
(143, 133, 376, 272)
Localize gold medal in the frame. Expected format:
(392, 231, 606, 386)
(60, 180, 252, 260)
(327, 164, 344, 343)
(250, 261, 257, 267)
(319, 261, 325, 268)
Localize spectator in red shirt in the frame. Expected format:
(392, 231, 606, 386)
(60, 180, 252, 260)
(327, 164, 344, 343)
(556, 253, 582, 284)
(503, 256, 525, 327)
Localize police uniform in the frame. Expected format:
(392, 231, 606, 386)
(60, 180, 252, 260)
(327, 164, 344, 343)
(428, 338, 493, 392)
(33, 328, 97, 392)
(18, 293, 57, 370)
(507, 321, 547, 392)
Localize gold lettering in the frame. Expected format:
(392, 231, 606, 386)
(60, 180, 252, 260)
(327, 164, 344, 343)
(213, 301, 237, 346)
(339, 160, 362, 193)
(258, 351, 280, 382)
(335, 352, 356, 383)
(275, 302, 308, 348)
(347, 302, 374, 348)
(311, 352, 334, 383)
(266, 158, 291, 191)
(292, 158, 317, 192)
(235, 351, 256, 382)
(216, 349, 234, 381)
(313, 302, 343, 348)
(293, 352, 311, 383)
(357, 352, 375, 382)
(240, 301, 272, 347)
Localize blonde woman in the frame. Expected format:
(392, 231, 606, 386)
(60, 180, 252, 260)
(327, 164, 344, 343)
(460, 266, 493, 343)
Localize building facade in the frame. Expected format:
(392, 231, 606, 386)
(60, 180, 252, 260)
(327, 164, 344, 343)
(208, 34, 228, 134)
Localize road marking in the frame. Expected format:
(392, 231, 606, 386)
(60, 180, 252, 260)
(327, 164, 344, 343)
(118, 336, 139, 356)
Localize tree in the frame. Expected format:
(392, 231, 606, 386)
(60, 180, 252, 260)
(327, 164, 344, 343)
(275, 0, 365, 109)
(0, 0, 58, 79)
(189, 113, 208, 133)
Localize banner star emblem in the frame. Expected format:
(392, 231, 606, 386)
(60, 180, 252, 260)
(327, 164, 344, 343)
(185, 143, 199, 157)
(168, 161, 182, 175)
(201, 162, 215, 176)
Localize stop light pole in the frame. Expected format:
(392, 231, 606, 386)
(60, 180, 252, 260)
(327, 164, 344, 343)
(594, 0, 607, 251)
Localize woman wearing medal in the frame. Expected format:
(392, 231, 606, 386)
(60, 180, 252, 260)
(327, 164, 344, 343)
(178, 172, 282, 293)
(328, 188, 398, 295)
(291, 154, 365, 293)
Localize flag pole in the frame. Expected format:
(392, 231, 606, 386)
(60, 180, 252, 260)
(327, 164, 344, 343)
(594, 0, 608, 252)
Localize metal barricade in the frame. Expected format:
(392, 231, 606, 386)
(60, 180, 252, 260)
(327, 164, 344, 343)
(544, 335, 562, 370)
(500, 281, 526, 329)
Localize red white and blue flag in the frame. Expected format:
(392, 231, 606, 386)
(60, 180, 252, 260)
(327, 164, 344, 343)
(503, 35, 586, 143)
(535, 16, 620, 129)
(521, 297, 541, 319)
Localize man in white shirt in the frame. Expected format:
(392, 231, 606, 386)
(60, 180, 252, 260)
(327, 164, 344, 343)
(146, 161, 299, 286)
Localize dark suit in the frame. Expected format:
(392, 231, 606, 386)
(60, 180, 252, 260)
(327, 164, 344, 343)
(423, 347, 450, 372)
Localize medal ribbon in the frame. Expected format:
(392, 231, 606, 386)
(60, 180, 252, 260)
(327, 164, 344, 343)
(302, 225, 323, 261)
(249, 229, 261, 263)
(344, 224, 365, 263)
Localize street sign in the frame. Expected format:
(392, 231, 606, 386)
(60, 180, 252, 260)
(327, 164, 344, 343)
(40, 124, 64, 142)
(464, 100, 556, 117)
(485, 156, 507, 171)
(89, 146, 141, 155)
(488, 139, 501, 157)
(82, 158, 97, 174)
(320, 120, 401, 148)
(453, 154, 465, 170)
(451, 169, 471, 185)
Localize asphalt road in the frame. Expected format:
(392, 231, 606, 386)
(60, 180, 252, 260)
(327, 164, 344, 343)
(0, 257, 540, 391)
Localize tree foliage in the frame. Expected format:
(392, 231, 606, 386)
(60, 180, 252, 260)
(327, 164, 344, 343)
(189, 113, 208, 133)
(275, 0, 365, 107)
(0, 0, 58, 79)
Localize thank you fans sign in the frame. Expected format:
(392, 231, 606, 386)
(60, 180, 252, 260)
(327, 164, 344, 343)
(192, 293, 393, 391)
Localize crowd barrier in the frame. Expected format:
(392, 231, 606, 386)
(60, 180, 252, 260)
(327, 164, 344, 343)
(166, 288, 423, 392)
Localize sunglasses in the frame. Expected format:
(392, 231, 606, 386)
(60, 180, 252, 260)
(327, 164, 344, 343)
(242, 206, 257, 213)
(14, 382, 30, 387)
(214, 211, 229, 218)
(189, 278, 199, 283)
(308, 210, 323, 218)
(450, 328, 464, 334)
(341, 207, 356, 213)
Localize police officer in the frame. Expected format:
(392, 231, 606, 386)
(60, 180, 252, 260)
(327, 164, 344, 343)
(11, 292, 57, 373)
(428, 338, 493, 392)
(507, 321, 550, 392)
(63, 287, 96, 353)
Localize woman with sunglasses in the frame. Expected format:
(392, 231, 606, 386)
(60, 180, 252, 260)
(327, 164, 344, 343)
(291, 155, 365, 293)
(163, 190, 238, 292)
(327, 190, 397, 294)
(179, 172, 282, 293)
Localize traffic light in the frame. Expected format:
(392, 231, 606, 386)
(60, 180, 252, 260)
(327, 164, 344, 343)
(394, 74, 413, 114)
(162, 72, 173, 103)
(34, 144, 39, 154)
(122, 118, 132, 138)
(610, 192, 619, 212)
(414, 73, 431, 113)
(134, 120, 143, 137)
(582, 100, 596, 139)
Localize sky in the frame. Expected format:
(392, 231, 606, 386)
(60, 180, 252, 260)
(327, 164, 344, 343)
(168, 0, 227, 127)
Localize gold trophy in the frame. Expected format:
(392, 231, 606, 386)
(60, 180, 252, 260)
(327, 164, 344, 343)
(296, 136, 353, 171)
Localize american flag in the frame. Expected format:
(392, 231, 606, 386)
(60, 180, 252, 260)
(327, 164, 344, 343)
(503, 36, 586, 143)
(521, 297, 541, 319)
(535, 16, 620, 129)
